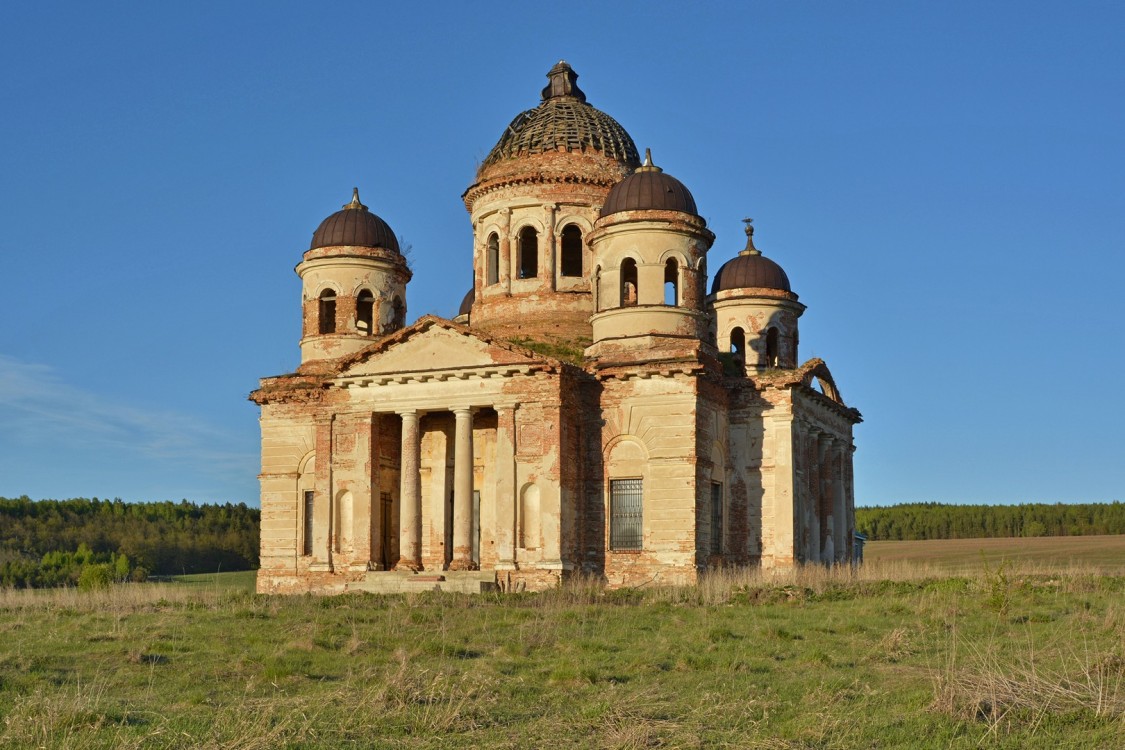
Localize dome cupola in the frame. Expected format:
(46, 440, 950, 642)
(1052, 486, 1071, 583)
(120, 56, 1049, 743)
(296, 188, 411, 366)
(710, 221, 790, 293)
(310, 188, 400, 252)
(462, 63, 643, 346)
(600, 149, 698, 217)
(708, 220, 804, 373)
(478, 61, 640, 174)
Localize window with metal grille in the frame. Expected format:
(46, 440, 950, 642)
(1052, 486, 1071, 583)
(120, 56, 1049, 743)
(302, 490, 314, 556)
(609, 478, 643, 550)
(711, 482, 723, 554)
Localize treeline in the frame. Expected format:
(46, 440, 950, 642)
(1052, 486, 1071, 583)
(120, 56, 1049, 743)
(0, 496, 259, 588)
(856, 501, 1125, 541)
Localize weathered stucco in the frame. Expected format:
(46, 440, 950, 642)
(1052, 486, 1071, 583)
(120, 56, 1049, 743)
(251, 63, 862, 595)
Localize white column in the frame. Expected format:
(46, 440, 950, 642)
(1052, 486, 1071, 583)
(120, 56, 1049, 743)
(543, 203, 557, 289)
(394, 410, 422, 571)
(449, 407, 477, 570)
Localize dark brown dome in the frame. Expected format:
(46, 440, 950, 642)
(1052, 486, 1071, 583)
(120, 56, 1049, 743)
(710, 222, 792, 293)
(479, 62, 639, 173)
(711, 253, 791, 293)
(457, 287, 474, 317)
(600, 152, 697, 217)
(310, 188, 399, 252)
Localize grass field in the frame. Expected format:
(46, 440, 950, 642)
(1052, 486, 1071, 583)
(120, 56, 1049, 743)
(0, 557, 1122, 748)
(865, 534, 1125, 574)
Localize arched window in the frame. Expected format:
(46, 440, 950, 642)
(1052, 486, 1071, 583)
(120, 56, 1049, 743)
(318, 290, 337, 334)
(518, 227, 538, 279)
(560, 224, 582, 277)
(664, 258, 679, 305)
(621, 258, 638, 307)
(765, 327, 780, 367)
(356, 290, 374, 334)
(730, 327, 746, 365)
(486, 233, 499, 285)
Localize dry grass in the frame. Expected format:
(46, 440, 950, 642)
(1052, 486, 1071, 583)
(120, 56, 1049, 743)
(1, 560, 1122, 748)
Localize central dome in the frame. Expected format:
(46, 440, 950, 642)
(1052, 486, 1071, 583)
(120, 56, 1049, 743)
(479, 62, 640, 173)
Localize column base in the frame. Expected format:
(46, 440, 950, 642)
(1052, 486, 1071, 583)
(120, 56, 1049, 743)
(447, 558, 479, 571)
(393, 558, 423, 572)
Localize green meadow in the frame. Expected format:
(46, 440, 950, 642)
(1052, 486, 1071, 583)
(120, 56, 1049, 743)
(1, 559, 1122, 749)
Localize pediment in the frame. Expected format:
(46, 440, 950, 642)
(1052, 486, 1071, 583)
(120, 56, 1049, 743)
(337, 317, 549, 379)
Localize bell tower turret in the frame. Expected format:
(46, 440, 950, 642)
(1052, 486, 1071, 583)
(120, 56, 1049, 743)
(709, 220, 804, 373)
(296, 188, 411, 365)
(585, 151, 715, 364)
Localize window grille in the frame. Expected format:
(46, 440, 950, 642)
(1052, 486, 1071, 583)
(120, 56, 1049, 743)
(711, 482, 723, 554)
(610, 478, 643, 550)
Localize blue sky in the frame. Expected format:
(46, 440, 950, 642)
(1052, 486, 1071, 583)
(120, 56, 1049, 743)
(1, 2, 1122, 507)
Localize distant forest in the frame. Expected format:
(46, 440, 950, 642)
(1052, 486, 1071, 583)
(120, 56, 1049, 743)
(856, 501, 1125, 541)
(0, 496, 259, 588)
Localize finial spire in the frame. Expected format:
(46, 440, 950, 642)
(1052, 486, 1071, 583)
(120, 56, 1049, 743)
(541, 60, 586, 102)
(344, 187, 368, 211)
(740, 218, 760, 256)
(636, 147, 663, 173)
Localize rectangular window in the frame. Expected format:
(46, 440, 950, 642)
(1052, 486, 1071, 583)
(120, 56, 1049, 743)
(711, 482, 723, 555)
(609, 478, 643, 550)
(302, 490, 314, 556)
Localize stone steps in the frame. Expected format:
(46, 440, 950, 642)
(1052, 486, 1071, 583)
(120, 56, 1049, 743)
(345, 569, 498, 595)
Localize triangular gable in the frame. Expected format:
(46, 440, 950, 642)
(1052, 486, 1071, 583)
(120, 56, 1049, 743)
(337, 316, 555, 378)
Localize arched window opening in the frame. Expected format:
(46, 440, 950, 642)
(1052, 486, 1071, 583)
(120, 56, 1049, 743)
(721, 326, 746, 376)
(560, 224, 583, 277)
(621, 258, 638, 307)
(356, 290, 374, 334)
(664, 258, 679, 306)
(298, 455, 316, 557)
(730, 327, 746, 365)
(518, 227, 538, 279)
(486, 233, 499, 285)
(318, 290, 337, 334)
(765, 327, 780, 367)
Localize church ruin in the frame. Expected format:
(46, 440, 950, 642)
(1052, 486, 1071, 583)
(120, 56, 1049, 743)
(250, 62, 861, 594)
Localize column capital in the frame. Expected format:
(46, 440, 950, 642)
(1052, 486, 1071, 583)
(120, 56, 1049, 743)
(451, 406, 476, 418)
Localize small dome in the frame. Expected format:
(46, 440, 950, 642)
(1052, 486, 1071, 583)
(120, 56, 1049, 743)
(600, 150, 698, 217)
(710, 221, 792, 293)
(457, 287, 474, 317)
(479, 62, 639, 173)
(310, 188, 399, 252)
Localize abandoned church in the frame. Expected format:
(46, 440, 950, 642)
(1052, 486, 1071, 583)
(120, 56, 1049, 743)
(250, 62, 862, 594)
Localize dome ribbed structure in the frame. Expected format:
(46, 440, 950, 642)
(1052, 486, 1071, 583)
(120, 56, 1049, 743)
(711, 221, 792, 293)
(600, 150, 698, 216)
(310, 188, 399, 252)
(479, 62, 640, 172)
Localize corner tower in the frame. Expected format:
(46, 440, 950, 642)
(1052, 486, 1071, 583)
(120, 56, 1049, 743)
(709, 221, 804, 373)
(585, 151, 715, 364)
(461, 62, 641, 345)
(296, 189, 411, 364)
